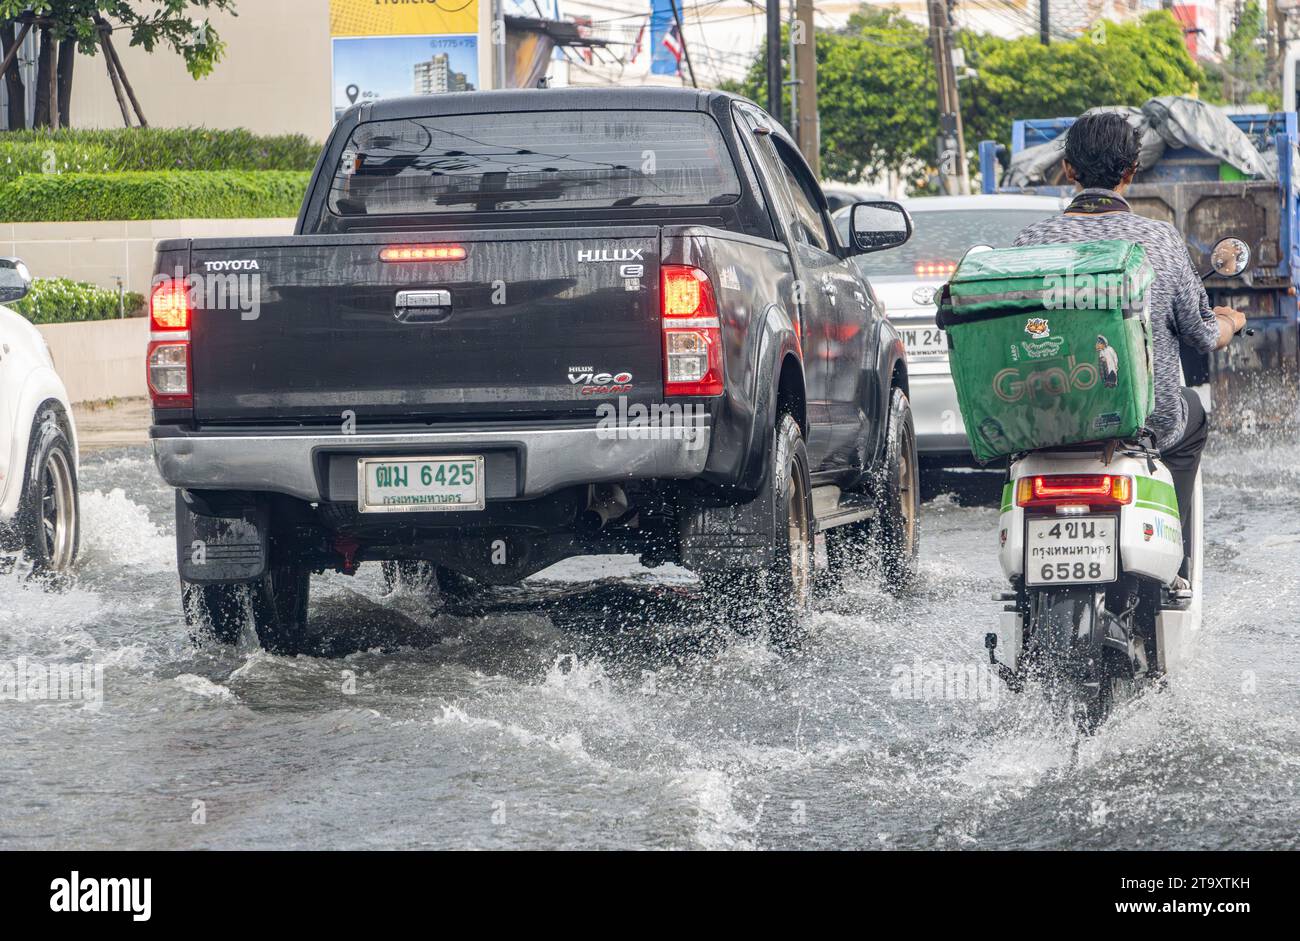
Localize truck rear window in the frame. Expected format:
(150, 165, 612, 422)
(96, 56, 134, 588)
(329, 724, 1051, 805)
(328, 111, 741, 216)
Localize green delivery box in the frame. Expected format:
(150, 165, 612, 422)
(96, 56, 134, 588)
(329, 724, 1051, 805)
(935, 240, 1156, 463)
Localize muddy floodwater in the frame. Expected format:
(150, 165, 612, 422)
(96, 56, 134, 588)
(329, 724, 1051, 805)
(1, 438, 1296, 850)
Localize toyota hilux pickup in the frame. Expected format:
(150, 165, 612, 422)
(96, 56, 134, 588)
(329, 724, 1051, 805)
(148, 87, 919, 652)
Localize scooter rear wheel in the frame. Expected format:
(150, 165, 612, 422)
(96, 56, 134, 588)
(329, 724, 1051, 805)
(1026, 588, 1123, 734)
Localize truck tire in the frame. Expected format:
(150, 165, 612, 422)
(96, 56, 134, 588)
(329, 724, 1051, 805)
(704, 412, 813, 644)
(183, 564, 311, 654)
(12, 406, 80, 576)
(874, 388, 920, 592)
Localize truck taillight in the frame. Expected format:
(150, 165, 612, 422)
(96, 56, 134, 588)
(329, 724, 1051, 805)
(150, 278, 191, 330)
(148, 277, 192, 407)
(1016, 474, 1133, 509)
(661, 265, 723, 396)
(147, 340, 191, 407)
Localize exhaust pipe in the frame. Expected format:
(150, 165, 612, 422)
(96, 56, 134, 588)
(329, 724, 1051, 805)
(579, 484, 629, 533)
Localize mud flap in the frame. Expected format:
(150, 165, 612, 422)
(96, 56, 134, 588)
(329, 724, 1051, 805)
(677, 483, 776, 572)
(175, 490, 269, 583)
(1029, 588, 1137, 681)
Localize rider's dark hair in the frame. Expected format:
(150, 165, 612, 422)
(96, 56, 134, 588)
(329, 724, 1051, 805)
(1063, 112, 1140, 190)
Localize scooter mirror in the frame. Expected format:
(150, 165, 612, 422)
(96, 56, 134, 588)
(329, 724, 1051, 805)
(1210, 237, 1251, 278)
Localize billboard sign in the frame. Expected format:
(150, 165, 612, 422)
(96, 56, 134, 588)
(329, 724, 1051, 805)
(330, 0, 479, 121)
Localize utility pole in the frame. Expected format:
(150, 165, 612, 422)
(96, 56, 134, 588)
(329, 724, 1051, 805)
(766, 0, 782, 124)
(668, 0, 697, 88)
(927, 0, 968, 194)
(1039, 0, 1050, 45)
(794, 0, 818, 174)
(788, 0, 797, 143)
(1268, 0, 1278, 64)
(1269, 0, 1293, 85)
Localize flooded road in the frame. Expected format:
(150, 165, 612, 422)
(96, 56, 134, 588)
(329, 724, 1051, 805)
(1, 440, 1296, 850)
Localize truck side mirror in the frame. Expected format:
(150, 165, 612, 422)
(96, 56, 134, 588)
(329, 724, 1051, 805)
(0, 257, 32, 304)
(848, 200, 913, 255)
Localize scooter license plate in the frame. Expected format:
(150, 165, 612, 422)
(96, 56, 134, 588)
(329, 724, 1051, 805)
(1024, 516, 1117, 586)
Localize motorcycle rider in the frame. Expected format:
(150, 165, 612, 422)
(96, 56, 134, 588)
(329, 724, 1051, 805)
(1012, 111, 1247, 584)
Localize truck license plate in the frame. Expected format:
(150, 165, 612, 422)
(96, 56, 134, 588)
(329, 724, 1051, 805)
(1025, 516, 1117, 586)
(357, 456, 485, 513)
(901, 325, 948, 360)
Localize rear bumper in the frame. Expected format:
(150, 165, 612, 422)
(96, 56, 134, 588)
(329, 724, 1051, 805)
(151, 418, 711, 502)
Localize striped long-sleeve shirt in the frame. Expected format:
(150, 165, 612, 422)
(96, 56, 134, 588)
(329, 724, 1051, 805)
(1013, 190, 1221, 449)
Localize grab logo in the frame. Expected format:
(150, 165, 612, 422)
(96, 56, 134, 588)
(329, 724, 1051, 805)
(993, 356, 1098, 402)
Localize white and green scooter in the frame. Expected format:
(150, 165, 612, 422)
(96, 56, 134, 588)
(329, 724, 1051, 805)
(983, 237, 1250, 732)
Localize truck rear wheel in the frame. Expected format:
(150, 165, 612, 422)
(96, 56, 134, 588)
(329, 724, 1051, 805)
(183, 564, 311, 654)
(704, 413, 813, 644)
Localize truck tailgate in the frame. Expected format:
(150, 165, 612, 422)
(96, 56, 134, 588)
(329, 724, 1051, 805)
(186, 227, 662, 423)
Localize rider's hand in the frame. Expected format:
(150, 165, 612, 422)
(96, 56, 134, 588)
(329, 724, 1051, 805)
(1213, 306, 1247, 334)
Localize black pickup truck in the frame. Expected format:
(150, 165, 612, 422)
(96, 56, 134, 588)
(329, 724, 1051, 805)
(148, 88, 919, 651)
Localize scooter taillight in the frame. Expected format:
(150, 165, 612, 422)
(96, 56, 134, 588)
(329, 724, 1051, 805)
(1016, 474, 1133, 509)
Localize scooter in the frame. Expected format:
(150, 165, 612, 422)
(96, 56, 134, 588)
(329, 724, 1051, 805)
(982, 236, 1252, 732)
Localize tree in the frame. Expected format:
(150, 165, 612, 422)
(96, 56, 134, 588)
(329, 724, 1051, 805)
(1202, 2, 1278, 110)
(962, 13, 1205, 157)
(725, 9, 1204, 188)
(723, 9, 937, 182)
(0, 1, 235, 129)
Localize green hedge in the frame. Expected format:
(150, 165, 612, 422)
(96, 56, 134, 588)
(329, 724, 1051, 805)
(0, 140, 118, 181)
(10, 278, 145, 325)
(0, 127, 319, 180)
(0, 170, 311, 222)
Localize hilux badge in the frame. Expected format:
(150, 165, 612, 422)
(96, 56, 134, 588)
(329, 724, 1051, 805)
(577, 248, 644, 263)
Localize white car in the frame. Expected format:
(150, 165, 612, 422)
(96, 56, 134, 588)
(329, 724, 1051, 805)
(0, 258, 80, 574)
(835, 194, 1064, 465)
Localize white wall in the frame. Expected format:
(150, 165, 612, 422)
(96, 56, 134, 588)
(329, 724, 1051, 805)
(1, 218, 297, 295)
(36, 317, 148, 403)
(67, 0, 333, 143)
